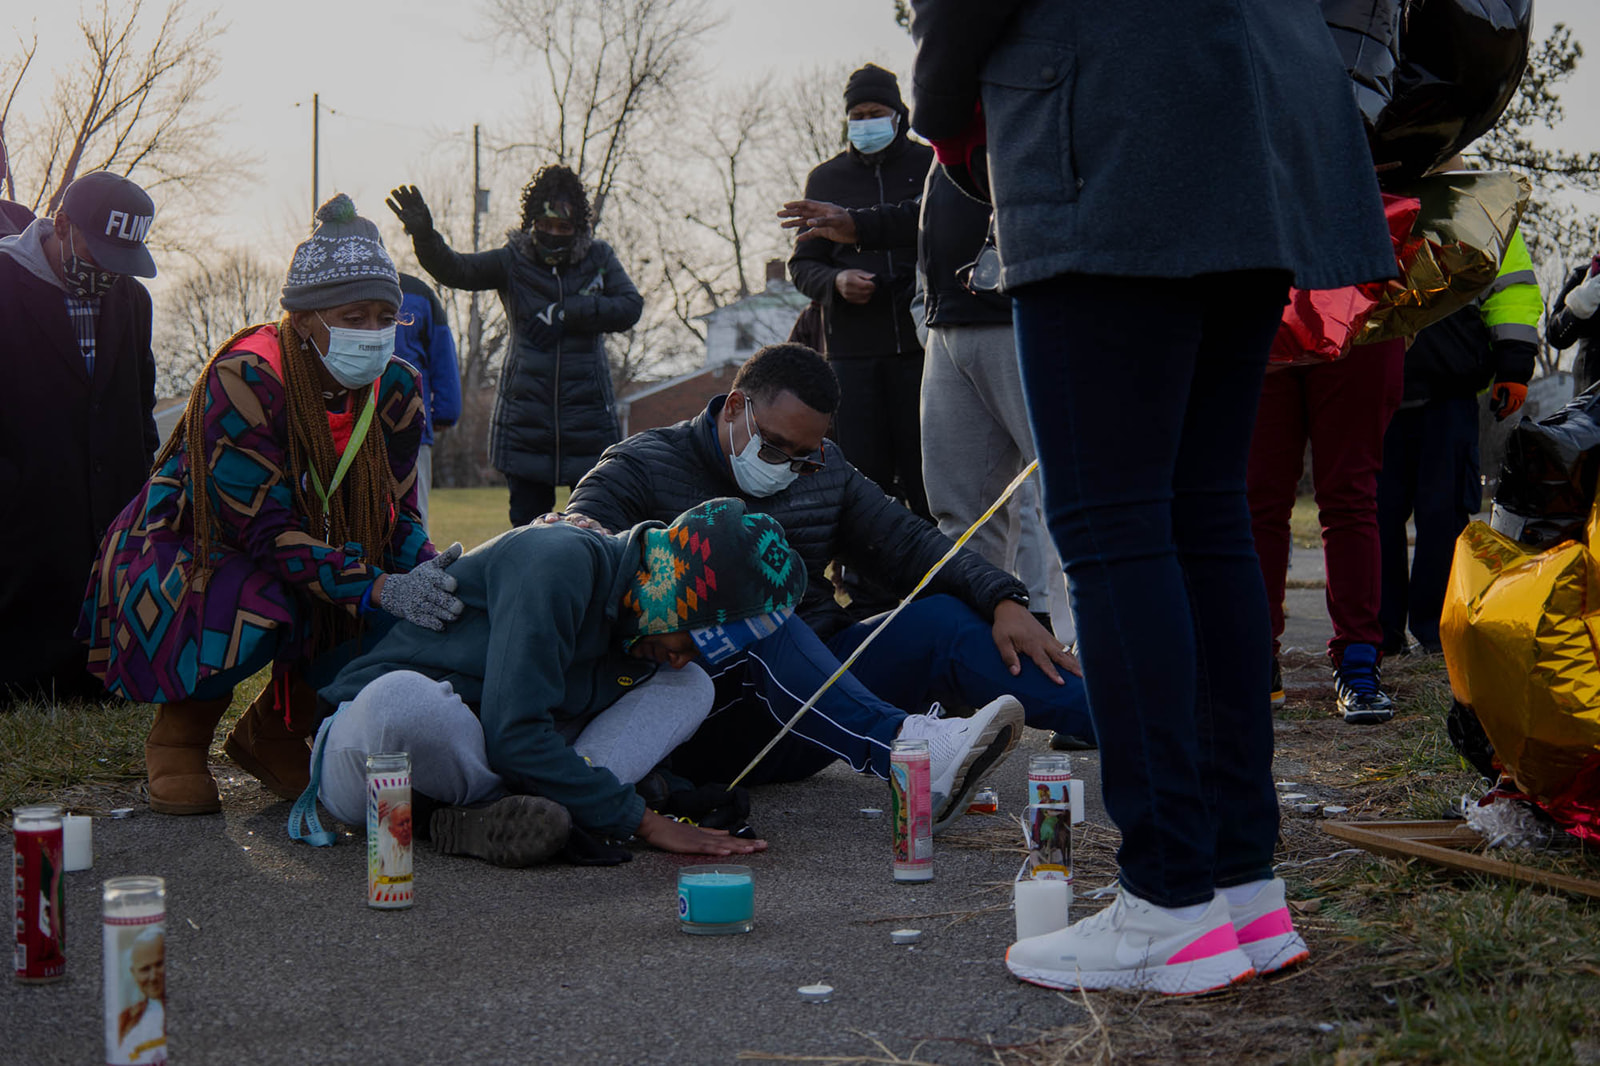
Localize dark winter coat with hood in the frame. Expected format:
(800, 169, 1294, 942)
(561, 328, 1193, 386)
(413, 227, 643, 486)
(788, 126, 934, 360)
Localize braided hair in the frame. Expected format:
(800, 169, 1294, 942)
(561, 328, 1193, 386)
(517, 165, 591, 233)
(155, 316, 397, 649)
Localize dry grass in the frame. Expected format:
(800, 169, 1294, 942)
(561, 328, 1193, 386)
(0, 670, 266, 813)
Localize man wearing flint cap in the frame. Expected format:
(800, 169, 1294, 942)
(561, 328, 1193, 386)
(0, 171, 161, 705)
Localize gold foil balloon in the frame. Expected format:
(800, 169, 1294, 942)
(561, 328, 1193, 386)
(1442, 520, 1600, 801)
(1356, 170, 1531, 345)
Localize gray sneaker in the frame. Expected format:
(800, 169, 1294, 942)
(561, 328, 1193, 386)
(431, 795, 572, 867)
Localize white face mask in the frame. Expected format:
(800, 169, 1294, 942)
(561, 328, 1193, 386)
(726, 399, 800, 498)
(313, 313, 395, 389)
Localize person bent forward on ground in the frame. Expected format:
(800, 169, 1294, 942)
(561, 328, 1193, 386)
(78, 195, 462, 815)
(562, 343, 1093, 830)
(314, 499, 804, 865)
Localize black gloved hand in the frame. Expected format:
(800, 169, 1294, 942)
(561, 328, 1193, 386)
(385, 184, 435, 238)
(660, 784, 751, 832)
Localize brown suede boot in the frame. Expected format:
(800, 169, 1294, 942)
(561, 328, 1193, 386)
(222, 678, 314, 801)
(146, 697, 232, 815)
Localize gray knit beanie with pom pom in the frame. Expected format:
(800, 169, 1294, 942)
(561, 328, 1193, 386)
(280, 194, 402, 311)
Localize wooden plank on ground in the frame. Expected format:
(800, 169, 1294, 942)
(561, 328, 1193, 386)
(1323, 820, 1600, 900)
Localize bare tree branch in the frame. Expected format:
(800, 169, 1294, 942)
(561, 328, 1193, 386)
(5, 0, 247, 255)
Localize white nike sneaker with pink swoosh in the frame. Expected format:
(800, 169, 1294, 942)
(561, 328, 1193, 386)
(1225, 877, 1309, 975)
(1005, 890, 1255, 996)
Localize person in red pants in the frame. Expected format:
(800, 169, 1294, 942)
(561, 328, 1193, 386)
(1248, 339, 1406, 724)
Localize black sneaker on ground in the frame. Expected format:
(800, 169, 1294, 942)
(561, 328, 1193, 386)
(431, 795, 572, 867)
(1334, 643, 1394, 724)
(1049, 730, 1096, 751)
(1270, 658, 1286, 710)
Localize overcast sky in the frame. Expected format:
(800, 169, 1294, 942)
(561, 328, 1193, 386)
(6, 0, 1598, 260)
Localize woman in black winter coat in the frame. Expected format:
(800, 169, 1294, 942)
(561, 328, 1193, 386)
(388, 167, 643, 525)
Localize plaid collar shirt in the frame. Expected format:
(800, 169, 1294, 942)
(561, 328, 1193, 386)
(64, 293, 101, 378)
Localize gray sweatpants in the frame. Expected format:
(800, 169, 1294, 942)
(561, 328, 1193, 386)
(921, 323, 1074, 641)
(315, 663, 715, 825)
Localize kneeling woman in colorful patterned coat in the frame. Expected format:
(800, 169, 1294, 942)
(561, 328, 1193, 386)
(78, 195, 464, 815)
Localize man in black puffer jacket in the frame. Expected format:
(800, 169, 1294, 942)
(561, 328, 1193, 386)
(789, 64, 934, 520)
(388, 168, 643, 526)
(566, 344, 1091, 828)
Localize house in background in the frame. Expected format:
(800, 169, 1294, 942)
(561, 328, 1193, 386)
(616, 260, 811, 436)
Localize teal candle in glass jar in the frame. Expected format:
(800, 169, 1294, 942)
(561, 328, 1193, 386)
(677, 865, 754, 935)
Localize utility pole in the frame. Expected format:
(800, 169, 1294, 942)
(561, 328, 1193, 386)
(467, 123, 484, 384)
(311, 93, 320, 218)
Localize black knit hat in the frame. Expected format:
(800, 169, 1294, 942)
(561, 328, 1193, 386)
(844, 64, 906, 115)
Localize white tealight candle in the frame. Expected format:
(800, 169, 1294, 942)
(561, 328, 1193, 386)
(62, 814, 93, 872)
(1014, 877, 1071, 941)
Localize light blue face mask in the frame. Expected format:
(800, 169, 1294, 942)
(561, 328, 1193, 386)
(848, 115, 897, 155)
(726, 401, 799, 498)
(313, 313, 395, 389)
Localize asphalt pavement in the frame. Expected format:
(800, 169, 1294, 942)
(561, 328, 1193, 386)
(4, 544, 1362, 1065)
(3, 730, 1107, 1066)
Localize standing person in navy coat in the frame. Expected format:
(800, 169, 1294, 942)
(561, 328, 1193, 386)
(394, 272, 461, 529)
(909, 1, 1397, 994)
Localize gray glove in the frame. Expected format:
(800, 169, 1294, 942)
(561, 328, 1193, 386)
(378, 542, 464, 631)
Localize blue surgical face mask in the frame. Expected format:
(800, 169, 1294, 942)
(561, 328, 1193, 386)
(848, 114, 897, 155)
(727, 401, 799, 498)
(313, 313, 395, 389)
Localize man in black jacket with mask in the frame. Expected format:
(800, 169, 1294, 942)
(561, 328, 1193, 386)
(788, 64, 934, 520)
(564, 343, 1092, 830)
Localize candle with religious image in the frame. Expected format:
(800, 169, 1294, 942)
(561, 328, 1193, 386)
(13, 805, 66, 984)
(103, 876, 167, 1065)
(366, 753, 414, 909)
(890, 738, 933, 882)
(1025, 753, 1073, 884)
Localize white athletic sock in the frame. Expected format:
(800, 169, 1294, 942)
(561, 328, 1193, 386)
(1218, 878, 1272, 907)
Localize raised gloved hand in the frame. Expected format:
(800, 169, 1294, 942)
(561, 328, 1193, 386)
(376, 542, 464, 631)
(1565, 272, 1600, 320)
(1490, 381, 1528, 420)
(385, 185, 435, 238)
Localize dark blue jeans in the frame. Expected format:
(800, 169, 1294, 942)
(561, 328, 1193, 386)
(1377, 396, 1480, 652)
(1013, 272, 1287, 908)
(668, 594, 1092, 786)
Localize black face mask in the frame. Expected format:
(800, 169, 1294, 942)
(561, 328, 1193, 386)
(59, 226, 117, 297)
(534, 230, 576, 265)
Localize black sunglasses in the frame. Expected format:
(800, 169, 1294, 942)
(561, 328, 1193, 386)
(747, 400, 826, 474)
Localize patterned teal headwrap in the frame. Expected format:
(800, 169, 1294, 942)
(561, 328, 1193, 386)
(620, 498, 806, 661)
